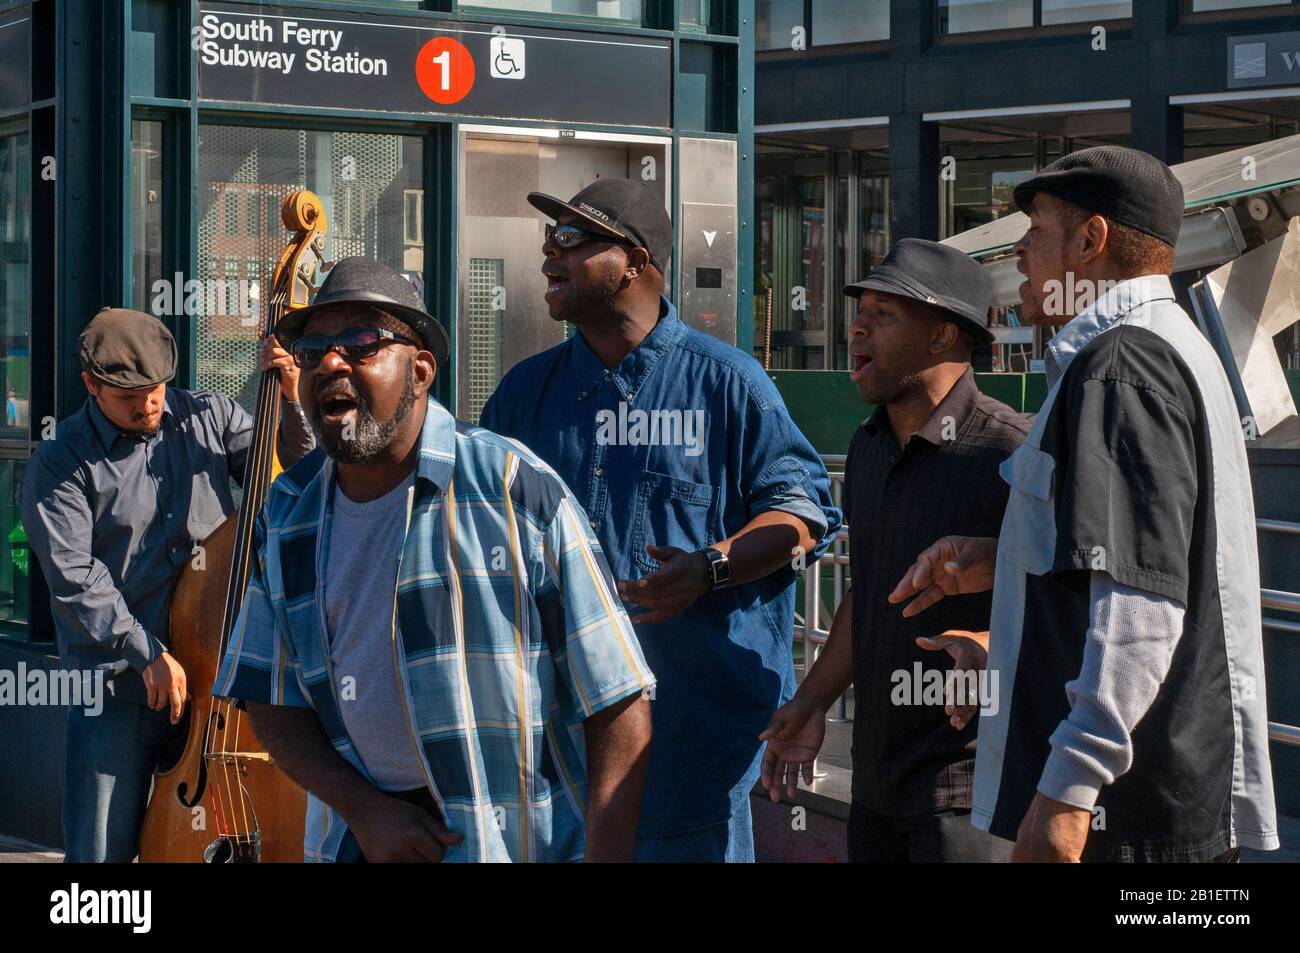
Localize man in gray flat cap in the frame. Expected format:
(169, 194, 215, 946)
(21, 307, 314, 862)
(892, 146, 1278, 863)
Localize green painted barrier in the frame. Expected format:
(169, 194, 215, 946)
(770, 370, 1051, 456)
(774, 369, 1300, 456)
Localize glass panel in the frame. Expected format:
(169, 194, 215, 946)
(461, 0, 642, 22)
(1191, 0, 1290, 9)
(131, 120, 164, 312)
(831, 174, 848, 368)
(757, 0, 803, 51)
(0, 129, 30, 626)
(938, 0, 1034, 34)
(679, 0, 711, 31)
(458, 131, 669, 423)
(197, 126, 423, 413)
(1042, 0, 1131, 23)
(859, 171, 890, 274)
(944, 145, 1036, 238)
(798, 175, 826, 354)
(812, 0, 889, 44)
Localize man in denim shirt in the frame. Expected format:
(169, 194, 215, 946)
(481, 179, 841, 862)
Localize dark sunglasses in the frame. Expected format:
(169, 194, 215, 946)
(290, 326, 418, 369)
(545, 222, 636, 251)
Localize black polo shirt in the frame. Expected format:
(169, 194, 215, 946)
(842, 367, 1028, 817)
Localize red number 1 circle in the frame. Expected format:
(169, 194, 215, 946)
(416, 37, 476, 105)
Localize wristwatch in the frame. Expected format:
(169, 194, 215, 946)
(703, 547, 731, 590)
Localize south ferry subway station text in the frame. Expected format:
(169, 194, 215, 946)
(199, 14, 390, 76)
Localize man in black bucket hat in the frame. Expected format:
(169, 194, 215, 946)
(760, 238, 1028, 862)
(21, 307, 314, 862)
(214, 255, 655, 863)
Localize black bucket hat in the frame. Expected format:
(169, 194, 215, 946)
(843, 239, 995, 345)
(273, 256, 450, 367)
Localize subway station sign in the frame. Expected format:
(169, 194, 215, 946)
(198, 2, 672, 128)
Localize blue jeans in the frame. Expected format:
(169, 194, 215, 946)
(634, 785, 756, 863)
(62, 693, 184, 863)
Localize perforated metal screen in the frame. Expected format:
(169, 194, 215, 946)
(196, 125, 423, 412)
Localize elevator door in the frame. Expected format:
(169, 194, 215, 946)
(457, 128, 669, 423)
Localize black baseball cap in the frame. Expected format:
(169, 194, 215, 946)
(843, 239, 995, 346)
(1013, 145, 1185, 247)
(528, 178, 672, 274)
(273, 256, 450, 368)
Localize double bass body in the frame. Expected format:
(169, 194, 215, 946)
(137, 191, 327, 863)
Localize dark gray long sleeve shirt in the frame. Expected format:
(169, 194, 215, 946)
(20, 388, 315, 704)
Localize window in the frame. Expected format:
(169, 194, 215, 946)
(1189, 0, 1292, 9)
(223, 191, 239, 234)
(811, 0, 889, 44)
(0, 129, 31, 627)
(938, 0, 1131, 34)
(245, 192, 260, 236)
(197, 126, 423, 412)
(460, 0, 642, 23)
(131, 121, 163, 312)
(403, 189, 423, 246)
(758, 0, 889, 49)
(757, 0, 803, 50)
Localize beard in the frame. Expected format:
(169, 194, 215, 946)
(860, 367, 926, 407)
(552, 268, 621, 326)
(311, 359, 418, 464)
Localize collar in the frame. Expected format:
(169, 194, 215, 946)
(1044, 274, 1175, 387)
(862, 366, 981, 448)
(570, 296, 684, 401)
(85, 390, 177, 447)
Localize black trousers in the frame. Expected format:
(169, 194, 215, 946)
(848, 801, 1015, 863)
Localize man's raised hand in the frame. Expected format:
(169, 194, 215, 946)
(888, 535, 998, 618)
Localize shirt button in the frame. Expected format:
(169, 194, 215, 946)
(888, 455, 896, 464)
(589, 519, 597, 529)
(604, 372, 611, 380)
(595, 468, 604, 477)
(166, 512, 174, 519)
(626, 392, 633, 400)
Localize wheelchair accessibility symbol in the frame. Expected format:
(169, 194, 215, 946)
(490, 37, 525, 80)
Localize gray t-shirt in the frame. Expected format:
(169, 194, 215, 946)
(325, 472, 426, 792)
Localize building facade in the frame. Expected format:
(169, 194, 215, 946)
(754, 0, 1300, 372)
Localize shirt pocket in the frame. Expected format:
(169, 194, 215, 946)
(631, 470, 719, 575)
(996, 444, 1057, 576)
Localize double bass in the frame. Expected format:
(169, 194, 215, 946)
(138, 191, 328, 862)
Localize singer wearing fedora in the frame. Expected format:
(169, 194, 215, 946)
(760, 239, 1028, 862)
(213, 256, 655, 863)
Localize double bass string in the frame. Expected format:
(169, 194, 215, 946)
(208, 268, 290, 853)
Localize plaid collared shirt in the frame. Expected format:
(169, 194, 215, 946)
(214, 397, 655, 863)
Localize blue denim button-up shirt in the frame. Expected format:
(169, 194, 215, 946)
(481, 297, 841, 834)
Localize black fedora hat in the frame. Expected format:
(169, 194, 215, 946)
(843, 239, 995, 346)
(273, 256, 450, 367)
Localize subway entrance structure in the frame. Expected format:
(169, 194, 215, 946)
(0, 0, 752, 849)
